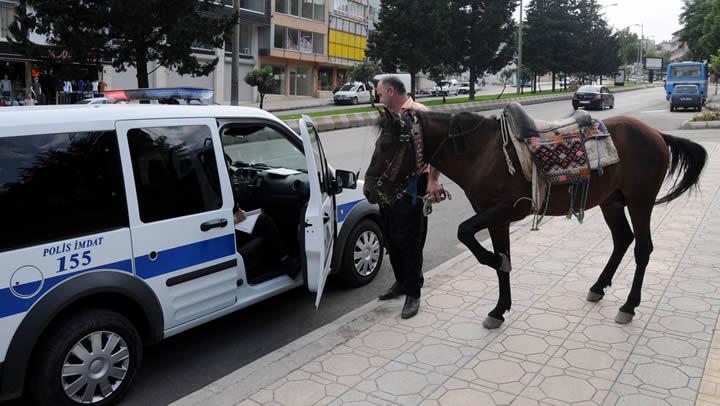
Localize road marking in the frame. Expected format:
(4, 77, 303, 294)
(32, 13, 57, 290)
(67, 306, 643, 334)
(641, 109, 670, 114)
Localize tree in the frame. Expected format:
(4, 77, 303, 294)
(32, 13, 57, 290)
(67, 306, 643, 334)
(615, 28, 640, 66)
(244, 66, 276, 110)
(348, 59, 382, 107)
(679, 0, 715, 61)
(700, 0, 720, 62)
(523, 0, 554, 90)
(11, 0, 236, 88)
(497, 67, 516, 98)
(450, 0, 517, 100)
(426, 64, 456, 103)
(367, 0, 452, 98)
(575, 0, 620, 83)
(710, 50, 720, 95)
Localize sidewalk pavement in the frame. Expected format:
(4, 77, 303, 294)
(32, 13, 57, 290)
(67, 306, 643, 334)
(237, 95, 334, 113)
(173, 141, 720, 406)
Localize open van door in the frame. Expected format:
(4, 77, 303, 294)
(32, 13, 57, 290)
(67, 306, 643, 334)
(298, 115, 335, 308)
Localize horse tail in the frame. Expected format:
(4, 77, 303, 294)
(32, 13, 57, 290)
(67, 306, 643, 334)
(655, 133, 707, 205)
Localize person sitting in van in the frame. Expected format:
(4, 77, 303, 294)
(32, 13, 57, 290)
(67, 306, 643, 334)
(224, 154, 300, 277)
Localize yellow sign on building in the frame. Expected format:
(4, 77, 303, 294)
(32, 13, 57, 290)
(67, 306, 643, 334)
(329, 29, 366, 61)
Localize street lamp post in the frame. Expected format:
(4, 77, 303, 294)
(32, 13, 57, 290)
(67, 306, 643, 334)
(516, 0, 523, 95)
(231, 0, 240, 105)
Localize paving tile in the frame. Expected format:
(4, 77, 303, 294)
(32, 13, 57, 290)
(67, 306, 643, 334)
(394, 335, 481, 377)
(616, 352, 704, 402)
(452, 349, 543, 395)
(352, 361, 451, 406)
(419, 377, 516, 406)
(519, 365, 614, 405)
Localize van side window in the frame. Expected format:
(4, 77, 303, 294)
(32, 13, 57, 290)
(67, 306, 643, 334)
(127, 125, 222, 223)
(0, 131, 128, 252)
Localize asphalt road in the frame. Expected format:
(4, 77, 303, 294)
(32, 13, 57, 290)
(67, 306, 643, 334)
(2, 86, 700, 406)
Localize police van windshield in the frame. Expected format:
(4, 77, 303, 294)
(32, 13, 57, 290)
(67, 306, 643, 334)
(222, 124, 307, 172)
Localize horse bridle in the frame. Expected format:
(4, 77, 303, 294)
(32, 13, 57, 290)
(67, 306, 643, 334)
(372, 110, 480, 206)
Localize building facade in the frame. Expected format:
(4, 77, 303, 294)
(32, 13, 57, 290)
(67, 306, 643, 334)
(670, 31, 689, 63)
(108, 0, 270, 104)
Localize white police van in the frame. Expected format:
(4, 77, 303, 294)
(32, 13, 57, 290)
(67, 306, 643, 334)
(0, 93, 384, 405)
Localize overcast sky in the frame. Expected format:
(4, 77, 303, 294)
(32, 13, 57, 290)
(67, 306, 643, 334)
(516, 0, 685, 43)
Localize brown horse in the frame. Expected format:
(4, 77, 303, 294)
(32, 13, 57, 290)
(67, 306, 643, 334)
(364, 107, 707, 329)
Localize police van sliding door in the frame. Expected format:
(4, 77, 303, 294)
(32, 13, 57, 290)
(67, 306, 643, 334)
(298, 116, 335, 308)
(116, 119, 238, 330)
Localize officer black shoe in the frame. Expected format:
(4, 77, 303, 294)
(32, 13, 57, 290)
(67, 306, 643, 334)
(378, 283, 404, 301)
(401, 296, 420, 319)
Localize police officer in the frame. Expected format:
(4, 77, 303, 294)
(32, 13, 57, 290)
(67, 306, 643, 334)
(375, 76, 442, 319)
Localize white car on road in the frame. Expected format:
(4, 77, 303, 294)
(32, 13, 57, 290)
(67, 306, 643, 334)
(333, 82, 374, 105)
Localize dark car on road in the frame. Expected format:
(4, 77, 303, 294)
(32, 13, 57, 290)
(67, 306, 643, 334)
(572, 85, 614, 110)
(670, 84, 702, 112)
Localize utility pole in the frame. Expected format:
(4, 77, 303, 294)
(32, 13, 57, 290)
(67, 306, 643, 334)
(516, 0, 523, 94)
(231, 0, 240, 105)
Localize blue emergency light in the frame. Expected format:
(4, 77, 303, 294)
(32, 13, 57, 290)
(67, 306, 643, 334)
(103, 87, 214, 103)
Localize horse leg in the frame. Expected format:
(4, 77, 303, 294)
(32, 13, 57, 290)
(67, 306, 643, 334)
(457, 206, 515, 329)
(587, 200, 634, 302)
(616, 201, 654, 324)
(487, 223, 512, 329)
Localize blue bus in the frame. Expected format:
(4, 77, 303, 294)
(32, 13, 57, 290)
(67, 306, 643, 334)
(665, 61, 709, 102)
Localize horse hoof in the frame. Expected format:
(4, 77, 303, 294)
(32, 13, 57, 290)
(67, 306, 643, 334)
(498, 253, 512, 273)
(483, 316, 504, 329)
(615, 311, 634, 324)
(586, 291, 604, 302)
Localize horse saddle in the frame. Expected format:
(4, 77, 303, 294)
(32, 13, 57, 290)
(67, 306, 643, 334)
(504, 102, 592, 140)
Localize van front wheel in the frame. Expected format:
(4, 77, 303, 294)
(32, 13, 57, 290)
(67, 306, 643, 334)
(340, 219, 384, 287)
(30, 309, 142, 406)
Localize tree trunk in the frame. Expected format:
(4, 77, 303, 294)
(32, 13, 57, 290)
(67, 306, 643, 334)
(410, 72, 417, 100)
(497, 83, 507, 99)
(563, 74, 567, 91)
(259, 92, 265, 109)
(136, 48, 150, 89)
(469, 69, 477, 101)
(552, 72, 556, 92)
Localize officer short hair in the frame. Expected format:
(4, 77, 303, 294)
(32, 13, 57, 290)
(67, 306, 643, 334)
(380, 76, 406, 95)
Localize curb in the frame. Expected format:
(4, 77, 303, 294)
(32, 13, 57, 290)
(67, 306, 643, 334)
(171, 215, 545, 406)
(681, 120, 720, 129)
(283, 85, 658, 132)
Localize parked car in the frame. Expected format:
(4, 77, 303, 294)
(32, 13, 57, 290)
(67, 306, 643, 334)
(458, 82, 470, 94)
(0, 96, 385, 405)
(333, 82, 374, 105)
(572, 85, 614, 110)
(431, 79, 459, 97)
(670, 84, 703, 112)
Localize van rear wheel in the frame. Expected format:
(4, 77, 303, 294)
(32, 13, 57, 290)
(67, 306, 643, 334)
(30, 309, 142, 406)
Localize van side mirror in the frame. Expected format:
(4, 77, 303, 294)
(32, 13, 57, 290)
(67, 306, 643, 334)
(334, 169, 357, 191)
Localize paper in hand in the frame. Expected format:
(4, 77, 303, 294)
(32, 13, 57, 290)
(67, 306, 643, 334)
(235, 209, 262, 234)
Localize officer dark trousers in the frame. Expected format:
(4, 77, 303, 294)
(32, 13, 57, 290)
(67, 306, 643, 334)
(379, 174, 428, 298)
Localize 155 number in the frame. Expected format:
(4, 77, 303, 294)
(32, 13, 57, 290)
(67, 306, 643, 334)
(57, 251, 92, 273)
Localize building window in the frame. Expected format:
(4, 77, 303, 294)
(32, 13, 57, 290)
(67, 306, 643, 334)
(274, 25, 324, 54)
(264, 65, 285, 94)
(240, 0, 264, 13)
(224, 24, 252, 55)
(313, 0, 325, 21)
(1, 3, 14, 40)
(332, 0, 366, 19)
(276, 0, 323, 21)
(318, 67, 333, 91)
(313, 33, 324, 54)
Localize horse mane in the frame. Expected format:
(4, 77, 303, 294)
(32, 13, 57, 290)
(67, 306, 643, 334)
(416, 111, 499, 137)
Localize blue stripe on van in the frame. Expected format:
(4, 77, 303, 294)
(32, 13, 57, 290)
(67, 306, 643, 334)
(336, 199, 363, 223)
(134, 234, 235, 280)
(0, 259, 133, 319)
(0, 234, 236, 319)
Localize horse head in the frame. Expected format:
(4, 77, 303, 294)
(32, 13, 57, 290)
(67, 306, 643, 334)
(364, 108, 418, 205)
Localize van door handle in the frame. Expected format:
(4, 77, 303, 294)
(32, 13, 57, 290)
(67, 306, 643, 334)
(201, 218, 228, 232)
(323, 213, 330, 224)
